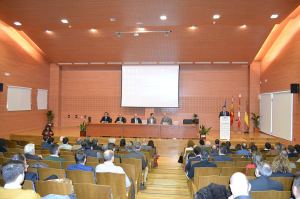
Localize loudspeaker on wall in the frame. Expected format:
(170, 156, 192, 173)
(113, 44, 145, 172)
(0, 83, 3, 92)
(291, 83, 299, 93)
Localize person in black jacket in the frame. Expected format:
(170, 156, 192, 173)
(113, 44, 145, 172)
(131, 114, 142, 124)
(219, 106, 230, 117)
(115, 113, 126, 123)
(100, 112, 112, 123)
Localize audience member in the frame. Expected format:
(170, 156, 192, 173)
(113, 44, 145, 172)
(229, 172, 251, 199)
(187, 149, 216, 179)
(263, 142, 272, 152)
(44, 144, 65, 162)
(271, 153, 293, 177)
(67, 151, 93, 172)
(287, 145, 298, 157)
(293, 176, 300, 199)
(246, 152, 262, 175)
(24, 143, 42, 160)
(210, 145, 219, 156)
(213, 146, 233, 162)
(185, 146, 201, 172)
(236, 143, 251, 157)
(295, 144, 300, 154)
(183, 139, 195, 159)
(215, 139, 220, 149)
(95, 150, 131, 189)
(59, 137, 72, 150)
(11, 153, 38, 183)
(0, 160, 41, 199)
(148, 140, 159, 167)
(119, 138, 126, 151)
(250, 162, 283, 191)
(41, 137, 54, 150)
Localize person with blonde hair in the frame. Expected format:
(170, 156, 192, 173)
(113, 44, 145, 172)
(271, 152, 294, 177)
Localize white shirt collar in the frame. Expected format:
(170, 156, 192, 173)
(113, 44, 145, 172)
(4, 183, 22, 189)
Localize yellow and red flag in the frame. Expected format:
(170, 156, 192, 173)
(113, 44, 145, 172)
(230, 97, 234, 125)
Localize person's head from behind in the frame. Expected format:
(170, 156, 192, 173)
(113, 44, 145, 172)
(250, 144, 257, 153)
(275, 142, 283, 152)
(265, 142, 272, 150)
(271, 153, 291, 173)
(255, 162, 272, 177)
(235, 144, 241, 150)
(62, 137, 69, 145)
(50, 144, 59, 156)
(230, 172, 251, 197)
(108, 142, 115, 151)
(288, 145, 296, 154)
(215, 139, 220, 146)
(193, 146, 201, 156)
(219, 146, 228, 155)
(212, 144, 217, 151)
(241, 143, 247, 150)
(200, 149, 209, 160)
(47, 137, 54, 145)
(187, 139, 195, 148)
(2, 160, 25, 186)
(293, 176, 300, 199)
(148, 140, 154, 148)
(75, 151, 87, 165)
(295, 144, 300, 154)
(24, 143, 35, 155)
(134, 142, 141, 151)
(103, 150, 114, 163)
(199, 139, 205, 146)
(252, 152, 263, 166)
(11, 153, 28, 172)
(120, 138, 126, 147)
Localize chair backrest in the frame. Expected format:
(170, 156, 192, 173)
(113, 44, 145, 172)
(38, 167, 66, 180)
(35, 180, 73, 197)
(120, 163, 136, 195)
(61, 161, 76, 169)
(270, 177, 294, 191)
(196, 176, 230, 190)
(73, 183, 112, 199)
(41, 160, 62, 169)
(60, 150, 73, 156)
(251, 191, 291, 199)
(193, 167, 221, 188)
(22, 180, 34, 190)
(60, 155, 75, 161)
(215, 161, 234, 167)
(96, 172, 127, 199)
(220, 167, 246, 176)
(235, 161, 251, 167)
(66, 170, 95, 184)
(86, 162, 99, 168)
(122, 158, 142, 183)
(87, 156, 99, 162)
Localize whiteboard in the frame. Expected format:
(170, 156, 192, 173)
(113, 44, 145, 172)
(37, 89, 48, 110)
(259, 93, 272, 134)
(272, 92, 293, 141)
(7, 86, 32, 111)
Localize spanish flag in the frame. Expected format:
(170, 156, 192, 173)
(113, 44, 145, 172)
(244, 111, 249, 128)
(230, 97, 234, 125)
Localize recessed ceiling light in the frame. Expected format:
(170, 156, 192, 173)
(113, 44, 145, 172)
(89, 28, 98, 33)
(189, 25, 197, 30)
(4, 72, 10, 76)
(137, 27, 145, 32)
(61, 19, 69, 24)
(270, 14, 279, 19)
(13, 21, 22, 26)
(213, 14, 220, 19)
(213, 21, 217, 25)
(133, 32, 139, 37)
(45, 30, 53, 34)
(240, 24, 247, 29)
(160, 15, 167, 21)
(110, 17, 116, 22)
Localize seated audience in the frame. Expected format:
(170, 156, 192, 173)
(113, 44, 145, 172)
(131, 114, 142, 124)
(148, 140, 159, 167)
(115, 113, 126, 123)
(250, 162, 283, 191)
(271, 153, 294, 177)
(0, 160, 41, 199)
(185, 146, 201, 172)
(287, 145, 298, 158)
(44, 144, 65, 162)
(67, 151, 94, 172)
(213, 146, 233, 162)
(11, 153, 38, 183)
(95, 150, 131, 189)
(24, 143, 42, 160)
(246, 152, 262, 175)
(229, 172, 251, 199)
(236, 143, 251, 157)
(293, 176, 300, 199)
(59, 137, 72, 150)
(41, 137, 54, 150)
(187, 149, 217, 179)
(123, 142, 148, 189)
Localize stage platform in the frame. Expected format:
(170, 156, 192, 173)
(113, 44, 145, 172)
(9, 127, 291, 157)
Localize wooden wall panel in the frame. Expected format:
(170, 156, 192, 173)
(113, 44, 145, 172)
(0, 27, 49, 138)
(261, 32, 300, 142)
(59, 65, 249, 131)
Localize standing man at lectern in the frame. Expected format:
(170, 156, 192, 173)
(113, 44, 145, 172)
(100, 112, 112, 123)
(147, 113, 157, 124)
(115, 113, 126, 123)
(219, 106, 230, 117)
(161, 113, 172, 125)
(131, 114, 142, 124)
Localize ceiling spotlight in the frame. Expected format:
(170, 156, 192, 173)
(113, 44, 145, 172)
(89, 28, 98, 33)
(68, 25, 72, 29)
(137, 27, 145, 32)
(160, 15, 167, 21)
(61, 19, 69, 24)
(270, 14, 279, 19)
(110, 17, 116, 22)
(189, 25, 197, 30)
(133, 32, 139, 37)
(13, 21, 22, 26)
(213, 14, 220, 19)
(213, 21, 217, 25)
(45, 30, 53, 34)
(240, 24, 247, 29)
(4, 72, 10, 76)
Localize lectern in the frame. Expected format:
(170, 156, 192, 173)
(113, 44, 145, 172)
(220, 116, 230, 140)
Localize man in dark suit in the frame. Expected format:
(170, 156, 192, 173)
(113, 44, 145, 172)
(115, 113, 126, 123)
(147, 113, 157, 124)
(131, 114, 142, 124)
(100, 112, 112, 123)
(219, 106, 230, 117)
(187, 149, 217, 179)
(250, 163, 283, 191)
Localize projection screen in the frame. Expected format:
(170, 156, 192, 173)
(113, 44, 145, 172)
(121, 65, 179, 107)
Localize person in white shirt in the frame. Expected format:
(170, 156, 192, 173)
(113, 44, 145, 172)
(95, 150, 131, 189)
(59, 137, 72, 150)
